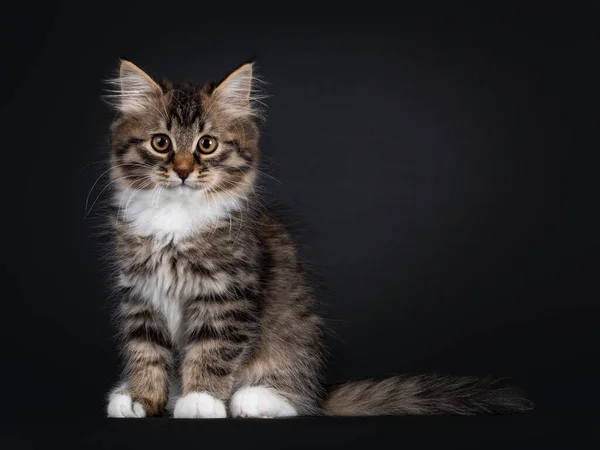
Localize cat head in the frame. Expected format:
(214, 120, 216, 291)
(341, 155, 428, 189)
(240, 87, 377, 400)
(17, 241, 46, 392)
(105, 59, 264, 204)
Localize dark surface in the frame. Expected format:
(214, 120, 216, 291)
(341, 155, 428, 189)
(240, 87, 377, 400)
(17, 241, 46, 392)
(0, 1, 596, 443)
(1, 415, 597, 449)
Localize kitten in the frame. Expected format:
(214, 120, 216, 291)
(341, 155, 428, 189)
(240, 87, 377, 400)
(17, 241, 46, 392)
(103, 60, 532, 418)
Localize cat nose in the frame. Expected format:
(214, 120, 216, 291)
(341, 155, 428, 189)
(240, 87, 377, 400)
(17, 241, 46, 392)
(175, 168, 192, 181)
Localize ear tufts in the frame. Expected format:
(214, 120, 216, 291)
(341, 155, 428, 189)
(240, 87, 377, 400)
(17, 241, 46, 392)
(103, 59, 162, 114)
(214, 63, 254, 104)
(212, 62, 268, 120)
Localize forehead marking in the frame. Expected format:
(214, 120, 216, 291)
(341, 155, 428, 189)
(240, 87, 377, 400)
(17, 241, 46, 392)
(169, 86, 204, 128)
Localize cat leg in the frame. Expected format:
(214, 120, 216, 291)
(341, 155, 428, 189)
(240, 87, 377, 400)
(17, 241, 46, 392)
(106, 291, 173, 417)
(173, 295, 257, 418)
(231, 337, 325, 418)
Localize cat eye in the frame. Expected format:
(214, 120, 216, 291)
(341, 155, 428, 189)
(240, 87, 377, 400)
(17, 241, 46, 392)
(197, 136, 218, 154)
(151, 134, 171, 153)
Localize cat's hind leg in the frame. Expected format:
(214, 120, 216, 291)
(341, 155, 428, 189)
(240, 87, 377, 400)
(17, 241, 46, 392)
(230, 336, 325, 418)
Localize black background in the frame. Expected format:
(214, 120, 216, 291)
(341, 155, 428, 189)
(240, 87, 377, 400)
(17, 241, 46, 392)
(0, 1, 596, 444)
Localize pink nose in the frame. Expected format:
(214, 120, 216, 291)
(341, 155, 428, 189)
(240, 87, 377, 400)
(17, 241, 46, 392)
(175, 168, 192, 181)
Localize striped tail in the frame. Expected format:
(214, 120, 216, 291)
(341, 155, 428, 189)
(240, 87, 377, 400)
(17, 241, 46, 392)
(322, 375, 533, 416)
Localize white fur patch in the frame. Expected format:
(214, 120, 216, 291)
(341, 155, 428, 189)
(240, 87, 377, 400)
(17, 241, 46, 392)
(116, 186, 241, 243)
(153, 293, 182, 345)
(107, 392, 146, 418)
(173, 392, 227, 419)
(119, 266, 184, 344)
(230, 386, 298, 418)
(115, 186, 241, 345)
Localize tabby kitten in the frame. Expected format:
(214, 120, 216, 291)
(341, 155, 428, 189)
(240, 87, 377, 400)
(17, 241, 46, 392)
(104, 60, 532, 418)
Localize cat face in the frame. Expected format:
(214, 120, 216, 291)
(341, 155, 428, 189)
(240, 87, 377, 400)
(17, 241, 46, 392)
(107, 60, 262, 202)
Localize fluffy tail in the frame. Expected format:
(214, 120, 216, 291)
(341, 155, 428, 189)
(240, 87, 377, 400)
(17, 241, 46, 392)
(322, 375, 534, 416)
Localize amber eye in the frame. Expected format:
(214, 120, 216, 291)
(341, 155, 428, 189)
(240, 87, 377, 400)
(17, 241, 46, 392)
(151, 134, 171, 153)
(197, 136, 218, 154)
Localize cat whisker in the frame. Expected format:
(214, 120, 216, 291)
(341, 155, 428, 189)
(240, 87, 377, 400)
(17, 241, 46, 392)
(116, 177, 155, 218)
(255, 168, 283, 185)
(86, 174, 152, 217)
(85, 163, 148, 215)
(201, 185, 222, 237)
(122, 180, 154, 218)
(213, 179, 264, 215)
(151, 184, 164, 210)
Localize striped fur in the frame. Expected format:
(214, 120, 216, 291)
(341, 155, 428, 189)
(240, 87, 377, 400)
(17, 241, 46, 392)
(323, 376, 532, 416)
(103, 60, 533, 417)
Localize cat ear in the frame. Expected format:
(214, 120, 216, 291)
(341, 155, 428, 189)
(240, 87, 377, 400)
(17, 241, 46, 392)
(212, 63, 255, 114)
(105, 59, 162, 113)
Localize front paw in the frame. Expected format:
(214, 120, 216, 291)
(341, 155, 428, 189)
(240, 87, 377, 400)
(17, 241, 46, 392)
(230, 386, 297, 418)
(173, 392, 227, 418)
(107, 392, 147, 418)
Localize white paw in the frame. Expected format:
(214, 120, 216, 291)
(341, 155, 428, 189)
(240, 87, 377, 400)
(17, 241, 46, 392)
(173, 392, 227, 418)
(230, 386, 298, 418)
(107, 393, 146, 418)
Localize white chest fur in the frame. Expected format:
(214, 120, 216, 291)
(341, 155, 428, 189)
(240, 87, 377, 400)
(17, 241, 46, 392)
(117, 237, 191, 345)
(115, 186, 241, 344)
(116, 186, 241, 243)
